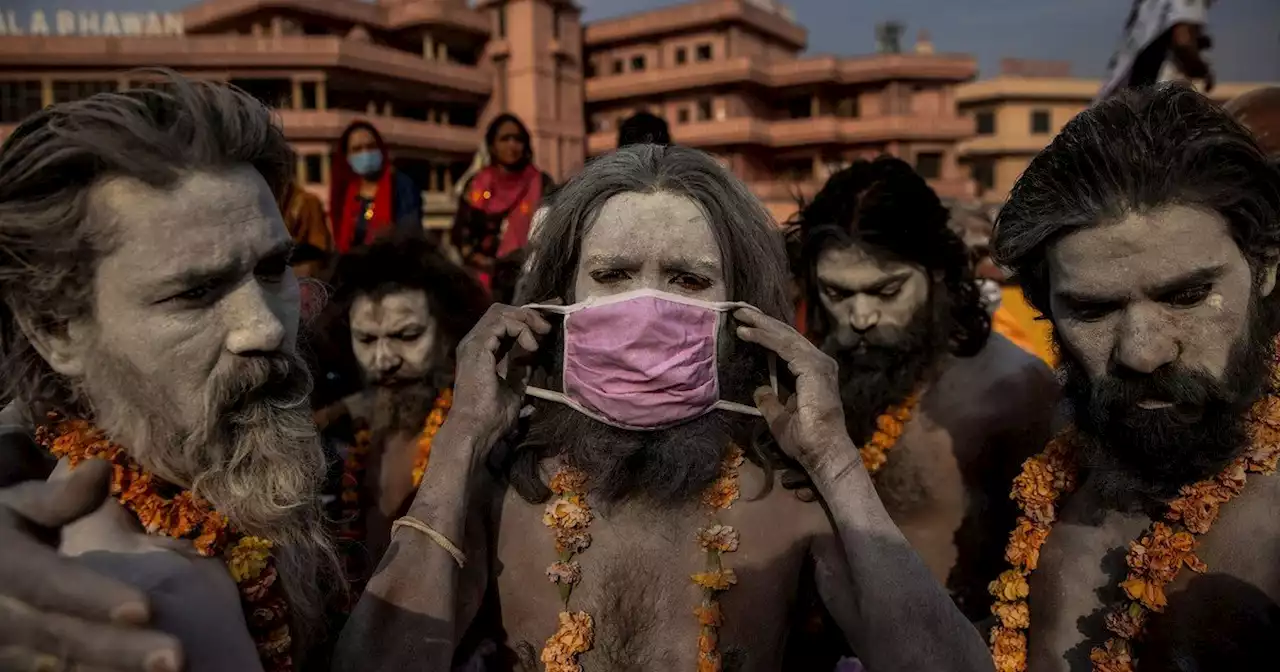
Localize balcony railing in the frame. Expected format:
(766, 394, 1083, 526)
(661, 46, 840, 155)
(587, 114, 974, 154)
(276, 109, 479, 154)
(0, 35, 492, 97)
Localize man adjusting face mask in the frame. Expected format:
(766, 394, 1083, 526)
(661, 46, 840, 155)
(524, 288, 771, 430)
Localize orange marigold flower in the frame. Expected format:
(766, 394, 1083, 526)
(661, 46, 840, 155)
(1246, 440, 1280, 474)
(1089, 639, 1134, 672)
(698, 653, 723, 672)
(1119, 577, 1167, 612)
(1011, 457, 1063, 525)
(550, 468, 589, 495)
(541, 611, 594, 672)
(1004, 519, 1049, 571)
(701, 476, 740, 511)
(543, 498, 592, 530)
(989, 626, 1027, 672)
(695, 603, 724, 627)
(993, 601, 1030, 629)
(988, 570, 1030, 602)
(698, 630, 717, 654)
(692, 569, 738, 592)
(696, 524, 740, 553)
(860, 447, 888, 473)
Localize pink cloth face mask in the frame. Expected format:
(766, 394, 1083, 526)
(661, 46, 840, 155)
(524, 289, 770, 431)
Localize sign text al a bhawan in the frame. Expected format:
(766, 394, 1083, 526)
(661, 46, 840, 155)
(0, 9, 185, 36)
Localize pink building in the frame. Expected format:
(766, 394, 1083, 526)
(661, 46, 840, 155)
(583, 0, 977, 221)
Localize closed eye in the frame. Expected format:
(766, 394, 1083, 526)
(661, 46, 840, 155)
(167, 282, 222, 305)
(671, 273, 712, 292)
(1160, 283, 1212, 308)
(1064, 302, 1118, 323)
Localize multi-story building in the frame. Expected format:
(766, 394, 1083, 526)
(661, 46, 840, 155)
(582, 0, 978, 221)
(0, 0, 584, 229)
(956, 58, 1274, 205)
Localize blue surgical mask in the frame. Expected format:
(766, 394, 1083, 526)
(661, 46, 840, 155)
(348, 150, 383, 177)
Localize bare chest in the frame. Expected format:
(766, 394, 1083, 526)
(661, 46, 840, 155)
(492, 486, 818, 672)
(1030, 480, 1280, 671)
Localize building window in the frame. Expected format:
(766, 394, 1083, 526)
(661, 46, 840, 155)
(300, 81, 317, 110)
(51, 80, 117, 105)
(552, 8, 561, 39)
(612, 59, 624, 75)
(972, 161, 995, 193)
(696, 99, 713, 121)
(585, 61, 597, 78)
(631, 55, 646, 72)
(787, 96, 811, 120)
(304, 155, 324, 184)
(0, 81, 43, 123)
(975, 110, 995, 135)
(696, 43, 713, 62)
(497, 5, 506, 38)
(677, 108, 690, 123)
(1030, 109, 1052, 134)
(675, 47, 687, 65)
(836, 97, 860, 118)
(915, 152, 943, 180)
(777, 157, 813, 181)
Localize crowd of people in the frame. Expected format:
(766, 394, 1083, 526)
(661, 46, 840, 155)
(0, 63, 1279, 672)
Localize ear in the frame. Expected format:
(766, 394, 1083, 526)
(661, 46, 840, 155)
(14, 311, 91, 378)
(1262, 253, 1280, 298)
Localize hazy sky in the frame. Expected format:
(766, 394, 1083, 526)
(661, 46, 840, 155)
(5, 0, 1278, 81)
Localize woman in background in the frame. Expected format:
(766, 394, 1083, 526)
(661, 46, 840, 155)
(451, 113, 554, 289)
(330, 120, 423, 252)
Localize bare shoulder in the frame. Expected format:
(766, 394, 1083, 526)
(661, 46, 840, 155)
(939, 333, 1058, 421)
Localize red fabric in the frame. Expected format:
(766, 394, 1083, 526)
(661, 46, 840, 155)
(329, 139, 393, 253)
(467, 164, 543, 258)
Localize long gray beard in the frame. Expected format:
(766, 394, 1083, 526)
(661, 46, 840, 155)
(370, 382, 437, 436)
(78, 346, 343, 658)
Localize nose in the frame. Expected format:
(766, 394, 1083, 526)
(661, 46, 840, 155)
(848, 295, 880, 333)
(371, 342, 402, 376)
(1112, 305, 1178, 375)
(223, 281, 287, 355)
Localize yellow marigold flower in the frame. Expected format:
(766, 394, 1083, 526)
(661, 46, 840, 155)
(993, 600, 1030, 629)
(550, 468, 589, 495)
(541, 610, 593, 671)
(227, 536, 274, 583)
(692, 569, 738, 592)
(989, 570, 1030, 602)
(1089, 639, 1135, 672)
(701, 476, 740, 511)
(543, 498, 592, 530)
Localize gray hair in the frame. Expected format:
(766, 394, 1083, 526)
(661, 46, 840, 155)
(516, 144, 792, 322)
(0, 69, 294, 415)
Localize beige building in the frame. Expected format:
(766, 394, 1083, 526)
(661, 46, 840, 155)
(956, 59, 1276, 205)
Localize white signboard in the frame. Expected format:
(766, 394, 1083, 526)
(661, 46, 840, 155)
(0, 9, 185, 36)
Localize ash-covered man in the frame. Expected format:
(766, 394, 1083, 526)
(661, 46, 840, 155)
(788, 158, 1058, 621)
(987, 84, 1280, 671)
(334, 145, 992, 671)
(313, 233, 487, 588)
(0, 75, 343, 670)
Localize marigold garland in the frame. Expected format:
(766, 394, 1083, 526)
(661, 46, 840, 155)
(987, 396, 1280, 672)
(335, 388, 452, 588)
(38, 416, 294, 672)
(539, 445, 745, 672)
(859, 393, 920, 475)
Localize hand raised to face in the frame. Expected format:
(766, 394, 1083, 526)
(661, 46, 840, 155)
(733, 308, 854, 481)
(0, 460, 182, 672)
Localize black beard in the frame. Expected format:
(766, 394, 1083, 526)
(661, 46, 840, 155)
(369, 380, 438, 436)
(1062, 299, 1275, 503)
(829, 291, 949, 445)
(511, 341, 768, 507)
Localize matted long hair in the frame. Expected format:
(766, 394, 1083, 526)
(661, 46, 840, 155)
(0, 68, 294, 417)
(787, 156, 991, 357)
(505, 144, 794, 503)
